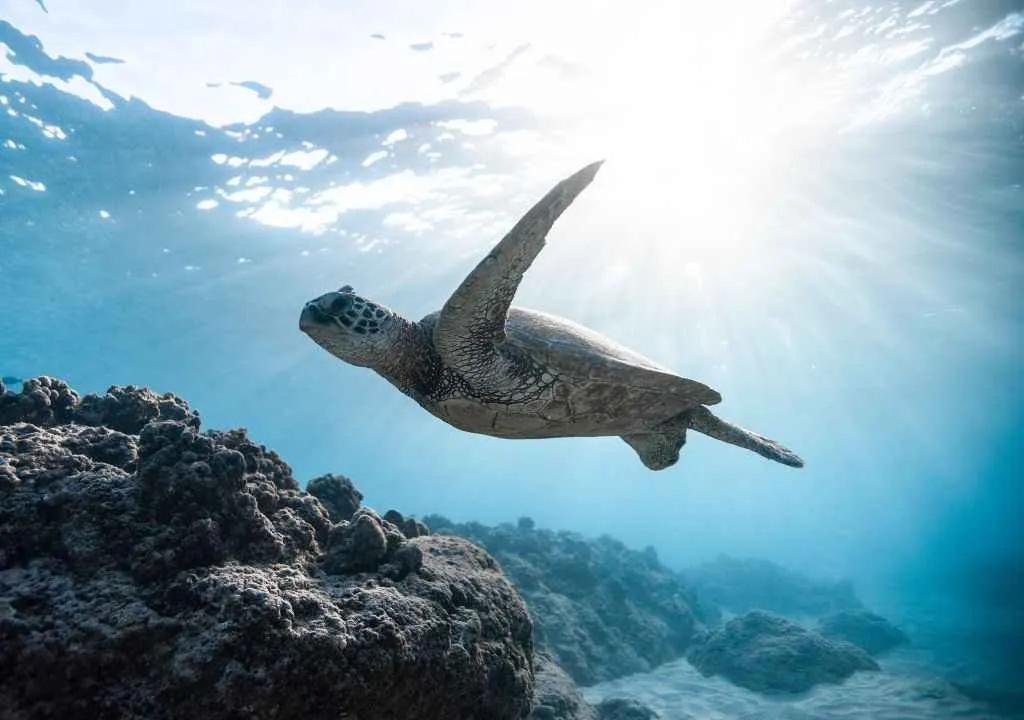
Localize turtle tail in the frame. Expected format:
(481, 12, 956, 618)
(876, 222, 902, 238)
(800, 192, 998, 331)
(687, 406, 804, 468)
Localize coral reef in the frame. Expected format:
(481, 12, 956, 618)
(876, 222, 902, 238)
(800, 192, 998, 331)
(423, 514, 715, 685)
(686, 610, 879, 693)
(0, 377, 535, 720)
(682, 554, 862, 617)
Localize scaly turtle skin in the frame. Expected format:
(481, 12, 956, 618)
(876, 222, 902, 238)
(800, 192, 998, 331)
(299, 161, 803, 470)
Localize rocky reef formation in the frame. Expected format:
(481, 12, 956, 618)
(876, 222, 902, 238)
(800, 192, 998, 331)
(0, 377, 536, 719)
(687, 610, 880, 694)
(682, 554, 862, 618)
(423, 514, 716, 686)
(817, 610, 909, 656)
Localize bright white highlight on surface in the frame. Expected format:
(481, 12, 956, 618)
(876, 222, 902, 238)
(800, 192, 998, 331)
(0, 49, 114, 112)
(10, 175, 46, 191)
(361, 150, 388, 167)
(279, 148, 329, 169)
(435, 119, 497, 136)
(383, 128, 408, 145)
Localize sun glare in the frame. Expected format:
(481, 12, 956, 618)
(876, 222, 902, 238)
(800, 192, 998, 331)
(465, 0, 833, 267)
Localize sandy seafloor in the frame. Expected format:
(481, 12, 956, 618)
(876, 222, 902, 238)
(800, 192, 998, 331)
(582, 647, 1017, 720)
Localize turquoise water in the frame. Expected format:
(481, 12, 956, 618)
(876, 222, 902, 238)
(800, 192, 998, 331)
(1, 0, 1022, 701)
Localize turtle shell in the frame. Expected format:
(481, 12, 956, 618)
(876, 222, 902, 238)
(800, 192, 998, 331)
(504, 306, 721, 410)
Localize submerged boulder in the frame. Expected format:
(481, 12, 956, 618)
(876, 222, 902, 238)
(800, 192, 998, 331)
(425, 514, 715, 686)
(686, 610, 879, 693)
(0, 377, 534, 720)
(817, 610, 909, 655)
(531, 653, 598, 720)
(530, 653, 660, 720)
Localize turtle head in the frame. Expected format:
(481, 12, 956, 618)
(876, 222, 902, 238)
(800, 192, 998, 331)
(299, 285, 403, 367)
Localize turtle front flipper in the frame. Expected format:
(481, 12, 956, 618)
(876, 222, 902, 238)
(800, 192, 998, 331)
(434, 160, 604, 374)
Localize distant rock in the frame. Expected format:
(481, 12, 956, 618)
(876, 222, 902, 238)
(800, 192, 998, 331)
(424, 514, 715, 685)
(683, 554, 862, 617)
(687, 610, 879, 693)
(0, 377, 534, 719)
(383, 508, 431, 539)
(817, 610, 909, 655)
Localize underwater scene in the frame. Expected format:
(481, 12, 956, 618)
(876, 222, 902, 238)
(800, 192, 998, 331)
(1, 0, 1022, 718)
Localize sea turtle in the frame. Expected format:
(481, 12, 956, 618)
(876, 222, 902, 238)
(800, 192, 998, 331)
(299, 161, 803, 470)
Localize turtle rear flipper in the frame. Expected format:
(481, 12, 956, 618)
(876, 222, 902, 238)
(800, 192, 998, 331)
(687, 406, 804, 467)
(622, 423, 688, 471)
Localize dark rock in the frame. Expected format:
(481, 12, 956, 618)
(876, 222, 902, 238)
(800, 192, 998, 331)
(323, 508, 406, 574)
(0, 380, 534, 720)
(307, 472, 362, 521)
(383, 508, 431, 539)
(530, 653, 597, 720)
(58, 425, 138, 470)
(687, 610, 879, 693)
(405, 517, 430, 538)
(817, 610, 909, 655)
(0, 377, 199, 434)
(595, 697, 661, 720)
(0, 376, 78, 426)
(529, 654, 659, 720)
(423, 514, 714, 685)
(75, 383, 200, 433)
(683, 554, 862, 617)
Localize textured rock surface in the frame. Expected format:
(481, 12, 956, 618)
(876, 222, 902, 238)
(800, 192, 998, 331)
(424, 514, 715, 685)
(531, 653, 599, 720)
(687, 610, 880, 693)
(306, 472, 363, 521)
(817, 610, 909, 655)
(530, 654, 660, 720)
(0, 377, 534, 720)
(683, 554, 862, 617)
(592, 698, 661, 720)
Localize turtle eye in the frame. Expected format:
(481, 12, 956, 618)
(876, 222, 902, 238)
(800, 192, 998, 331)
(329, 296, 352, 314)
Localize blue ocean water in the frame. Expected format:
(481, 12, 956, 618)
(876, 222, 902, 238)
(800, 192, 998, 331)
(1, 0, 1021, 709)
